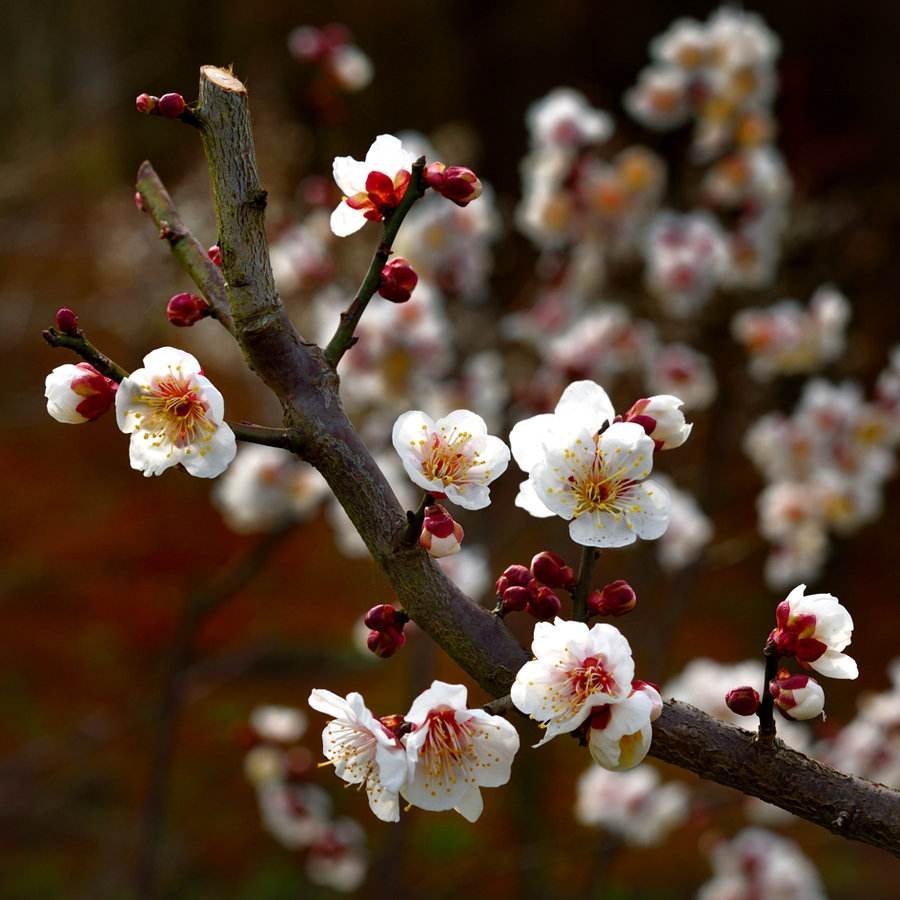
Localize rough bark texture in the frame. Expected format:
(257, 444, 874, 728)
(129, 64, 900, 858)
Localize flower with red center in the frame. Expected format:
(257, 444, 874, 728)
(511, 617, 636, 745)
(769, 584, 858, 680)
(402, 681, 519, 822)
(308, 689, 408, 823)
(45, 362, 118, 424)
(419, 503, 464, 558)
(587, 681, 662, 770)
(392, 409, 510, 510)
(769, 672, 825, 721)
(115, 347, 236, 478)
(330, 135, 416, 237)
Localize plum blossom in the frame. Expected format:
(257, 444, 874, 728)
(308, 689, 407, 822)
(511, 618, 636, 745)
(250, 705, 308, 744)
(330, 134, 416, 236)
(392, 409, 510, 510)
(526, 88, 614, 149)
(45, 362, 117, 423)
(510, 381, 676, 547)
(587, 681, 662, 770)
(257, 780, 332, 850)
(115, 347, 236, 478)
(645, 343, 717, 411)
(305, 818, 368, 893)
(769, 673, 825, 721)
(769, 584, 858, 680)
(574, 765, 689, 846)
(402, 681, 520, 822)
(621, 394, 693, 450)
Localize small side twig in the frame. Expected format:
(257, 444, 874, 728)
(324, 158, 427, 369)
(756, 640, 781, 744)
(42, 327, 129, 382)
(571, 547, 597, 622)
(398, 493, 434, 549)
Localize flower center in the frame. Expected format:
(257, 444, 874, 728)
(571, 446, 633, 518)
(421, 429, 480, 486)
(418, 707, 479, 794)
(570, 656, 618, 703)
(135, 375, 215, 448)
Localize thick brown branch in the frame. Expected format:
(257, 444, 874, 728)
(134, 161, 233, 333)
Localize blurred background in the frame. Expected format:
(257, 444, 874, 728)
(3, 1, 900, 898)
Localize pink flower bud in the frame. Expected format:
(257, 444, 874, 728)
(530, 551, 576, 588)
(367, 626, 406, 658)
(436, 166, 483, 207)
(166, 293, 211, 327)
(419, 503, 464, 558)
(622, 395, 692, 451)
(54, 307, 79, 335)
(770, 673, 825, 721)
(378, 257, 418, 303)
(208, 245, 222, 266)
(587, 580, 637, 617)
(423, 162, 448, 190)
(44, 363, 118, 424)
(527, 585, 562, 621)
(157, 92, 187, 119)
(363, 604, 398, 631)
(725, 685, 761, 717)
(135, 93, 158, 114)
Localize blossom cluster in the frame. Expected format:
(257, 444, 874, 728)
(746, 364, 900, 587)
(309, 681, 519, 823)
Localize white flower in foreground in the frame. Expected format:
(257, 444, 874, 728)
(587, 682, 661, 770)
(575, 765, 689, 847)
(402, 681, 519, 822)
(769, 584, 858, 680)
(510, 381, 672, 547)
(45, 362, 117, 423)
(330, 134, 416, 236)
(308, 689, 407, 823)
(115, 347, 236, 478)
(250, 705, 308, 744)
(392, 409, 510, 510)
(511, 618, 636, 745)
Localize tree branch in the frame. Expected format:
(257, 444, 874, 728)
(134, 161, 233, 333)
(172, 62, 900, 858)
(324, 158, 427, 369)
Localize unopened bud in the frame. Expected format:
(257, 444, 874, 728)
(378, 257, 418, 303)
(588, 579, 637, 617)
(367, 626, 406, 658)
(725, 685, 761, 717)
(54, 307, 79, 335)
(496, 564, 532, 592)
(423, 162, 448, 190)
(436, 166, 483, 207)
(770, 673, 825, 721)
(623, 395, 692, 451)
(208, 244, 222, 266)
(157, 92, 187, 119)
(419, 503, 464, 558)
(364, 603, 398, 631)
(498, 585, 531, 614)
(135, 93, 158, 114)
(166, 292, 211, 327)
(527, 585, 562, 621)
(530, 551, 576, 588)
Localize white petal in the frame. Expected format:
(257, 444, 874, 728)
(569, 509, 637, 548)
(330, 201, 367, 237)
(597, 422, 656, 480)
(453, 787, 484, 822)
(515, 479, 556, 517)
(810, 651, 859, 680)
(509, 414, 557, 473)
(141, 346, 203, 376)
(332, 155, 368, 196)
(555, 380, 616, 429)
(405, 680, 468, 725)
(364, 134, 414, 175)
(308, 689, 352, 719)
(179, 422, 237, 478)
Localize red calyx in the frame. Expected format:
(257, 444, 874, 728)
(725, 685, 761, 717)
(587, 580, 637, 617)
(364, 604, 398, 630)
(55, 307, 79, 335)
(166, 293, 211, 327)
(367, 626, 406, 658)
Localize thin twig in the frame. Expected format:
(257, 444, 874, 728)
(756, 641, 781, 744)
(571, 547, 597, 622)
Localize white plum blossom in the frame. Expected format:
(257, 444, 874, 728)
(770, 674, 826, 721)
(212, 445, 329, 534)
(402, 681, 519, 822)
(44, 362, 117, 424)
(575, 765, 689, 847)
(257, 780, 332, 850)
(510, 381, 674, 547)
(622, 394, 693, 450)
(308, 689, 408, 823)
(115, 347, 236, 478)
(645, 343, 717, 411)
(250, 705, 308, 744)
(392, 409, 510, 510)
(330, 134, 416, 237)
(305, 818, 368, 893)
(511, 618, 636, 745)
(526, 88, 614, 149)
(770, 584, 858, 680)
(587, 682, 662, 771)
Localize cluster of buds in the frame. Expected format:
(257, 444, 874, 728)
(166, 292, 212, 327)
(494, 551, 575, 620)
(418, 504, 464, 558)
(363, 604, 409, 658)
(587, 580, 638, 617)
(378, 257, 418, 303)
(423, 163, 483, 207)
(135, 92, 187, 119)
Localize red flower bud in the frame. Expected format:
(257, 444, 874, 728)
(725, 685, 761, 717)
(530, 551, 576, 588)
(498, 564, 532, 589)
(166, 292, 211, 327)
(419, 504, 464, 558)
(135, 93, 158, 114)
(423, 162, 448, 190)
(500, 585, 531, 614)
(527, 585, 562, 621)
(364, 603, 398, 631)
(157, 92, 187, 119)
(208, 245, 222, 266)
(54, 307, 79, 335)
(367, 626, 406, 658)
(437, 166, 482, 207)
(587, 580, 637, 617)
(378, 257, 418, 303)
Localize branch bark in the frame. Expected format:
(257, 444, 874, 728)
(138, 63, 900, 858)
